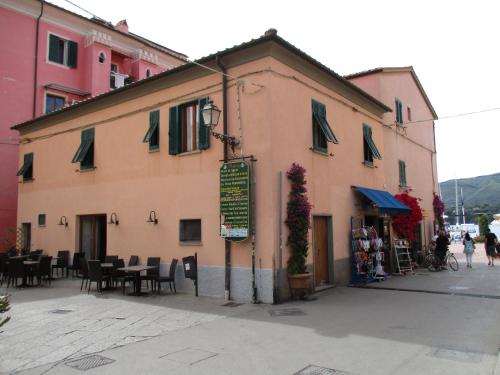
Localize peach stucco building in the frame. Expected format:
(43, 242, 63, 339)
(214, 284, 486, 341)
(12, 30, 438, 303)
(0, 0, 186, 245)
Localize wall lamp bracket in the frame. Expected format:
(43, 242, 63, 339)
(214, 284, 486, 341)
(108, 212, 119, 225)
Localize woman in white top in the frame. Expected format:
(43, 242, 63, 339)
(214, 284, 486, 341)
(463, 232, 475, 268)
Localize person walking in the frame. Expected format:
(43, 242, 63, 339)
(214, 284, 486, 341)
(435, 230, 450, 269)
(485, 229, 497, 266)
(462, 232, 475, 268)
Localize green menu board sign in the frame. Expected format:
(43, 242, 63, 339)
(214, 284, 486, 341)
(220, 161, 251, 242)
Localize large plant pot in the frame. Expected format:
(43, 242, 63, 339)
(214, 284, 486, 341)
(288, 273, 312, 299)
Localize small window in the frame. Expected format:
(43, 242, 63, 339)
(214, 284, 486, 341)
(180, 219, 201, 243)
(71, 128, 94, 170)
(311, 99, 339, 153)
(98, 52, 105, 63)
(45, 94, 65, 114)
(16, 153, 33, 181)
(146, 69, 151, 78)
(143, 110, 160, 151)
(407, 106, 412, 122)
(362, 124, 382, 165)
(38, 214, 46, 227)
(395, 98, 403, 125)
(169, 98, 210, 155)
(48, 34, 77, 68)
(399, 160, 407, 187)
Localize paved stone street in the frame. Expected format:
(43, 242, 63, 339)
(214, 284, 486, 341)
(1, 242, 500, 375)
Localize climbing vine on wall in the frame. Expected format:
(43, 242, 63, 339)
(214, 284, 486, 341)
(392, 193, 423, 241)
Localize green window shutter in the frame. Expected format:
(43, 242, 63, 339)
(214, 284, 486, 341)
(17, 153, 33, 178)
(399, 160, 407, 186)
(198, 97, 210, 150)
(312, 100, 339, 144)
(363, 124, 382, 160)
(67, 41, 78, 68)
(48, 34, 60, 63)
(38, 214, 46, 226)
(169, 106, 180, 155)
(72, 129, 94, 163)
(144, 110, 160, 150)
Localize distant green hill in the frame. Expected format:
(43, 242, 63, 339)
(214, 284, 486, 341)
(439, 173, 500, 223)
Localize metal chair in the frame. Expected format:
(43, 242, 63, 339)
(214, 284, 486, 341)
(80, 259, 90, 291)
(140, 257, 160, 292)
(156, 259, 178, 293)
(52, 250, 70, 278)
(37, 256, 53, 286)
(68, 252, 84, 277)
(87, 260, 110, 293)
(104, 255, 118, 263)
(128, 255, 139, 266)
(6, 258, 25, 287)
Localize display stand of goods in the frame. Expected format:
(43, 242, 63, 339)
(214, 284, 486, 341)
(351, 226, 386, 284)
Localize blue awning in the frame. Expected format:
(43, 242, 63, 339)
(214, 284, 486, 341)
(353, 186, 411, 216)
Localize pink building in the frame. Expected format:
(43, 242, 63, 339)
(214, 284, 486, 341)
(0, 0, 186, 248)
(12, 30, 439, 302)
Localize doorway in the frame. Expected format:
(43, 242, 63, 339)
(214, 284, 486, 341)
(313, 216, 333, 287)
(21, 223, 31, 253)
(79, 215, 107, 261)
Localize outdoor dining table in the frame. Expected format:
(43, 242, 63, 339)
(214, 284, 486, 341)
(22, 260, 39, 286)
(117, 265, 158, 296)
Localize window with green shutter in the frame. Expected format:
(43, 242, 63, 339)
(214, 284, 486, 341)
(16, 153, 34, 181)
(399, 160, 407, 187)
(169, 98, 210, 155)
(38, 214, 46, 227)
(143, 110, 160, 151)
(395, 98, 403, 125)
(311, 99, 339, 153)
(362, 124, 382, 165)
(72, 128, 94, 170)
(48, 33, 77, 69)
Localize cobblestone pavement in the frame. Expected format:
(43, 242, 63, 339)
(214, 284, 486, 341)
(0, 281, 233, 374)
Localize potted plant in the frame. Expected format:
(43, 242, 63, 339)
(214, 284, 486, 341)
(285, 163, 312, 298)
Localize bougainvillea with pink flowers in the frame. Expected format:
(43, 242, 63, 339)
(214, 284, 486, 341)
(285, 163, 312, 275)
(392, 193, 423, 241)
(432, 192, 445, 230)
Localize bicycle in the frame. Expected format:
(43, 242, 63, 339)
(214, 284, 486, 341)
(427, 249, 459, 272)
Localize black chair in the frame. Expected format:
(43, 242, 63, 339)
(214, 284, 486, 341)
(37, 256, 53, 286)
(128, 255, 139, 267)
(87, 260, 111, 293)
(0, 253, 8, 286)
(156, 259, 178, 294)
(105, 255, 118, 263)
(80, 259, 90, 291)
(6, 258, 25, 287)
(140, 257, 160, 292)
(52, 250, 70, 278)
(68, 252, 84, 277)
(112, 259, 134, 294)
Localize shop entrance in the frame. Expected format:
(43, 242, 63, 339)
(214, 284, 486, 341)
(313, 216, 332, 287)
(79, 215, 107, 261)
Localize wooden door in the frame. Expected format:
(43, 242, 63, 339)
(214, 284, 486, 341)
(313, 216, 329, 286)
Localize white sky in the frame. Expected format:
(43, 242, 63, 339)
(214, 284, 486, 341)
(50, 0, 500, 183)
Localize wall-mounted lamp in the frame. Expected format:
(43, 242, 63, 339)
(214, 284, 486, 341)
(108, 212, 119, 226)
(146, 210, 158, 224)
(58, 216, 68, 227)
(201, 99, 240, 152)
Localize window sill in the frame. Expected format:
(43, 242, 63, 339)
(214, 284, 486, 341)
(362, 161, 376, 168)
(46, 60, 71, 70)
(179, 241, 203, 246)
(177, 150, 201, 157)
(310, 147, 329, 157)
(148, 148, 159, 153)
(21, 178, 34, 184)
(77, 166, 96, 173)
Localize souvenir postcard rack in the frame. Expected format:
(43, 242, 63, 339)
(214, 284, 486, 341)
(351, 226, 386, 284)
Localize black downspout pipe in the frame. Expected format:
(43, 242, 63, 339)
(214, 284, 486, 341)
(216, 55, 231, 300)
(33, 1, 44, 118)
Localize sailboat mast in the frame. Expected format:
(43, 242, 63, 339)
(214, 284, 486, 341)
(461, 188, 465, 224)
(455, 179, 459, 226)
